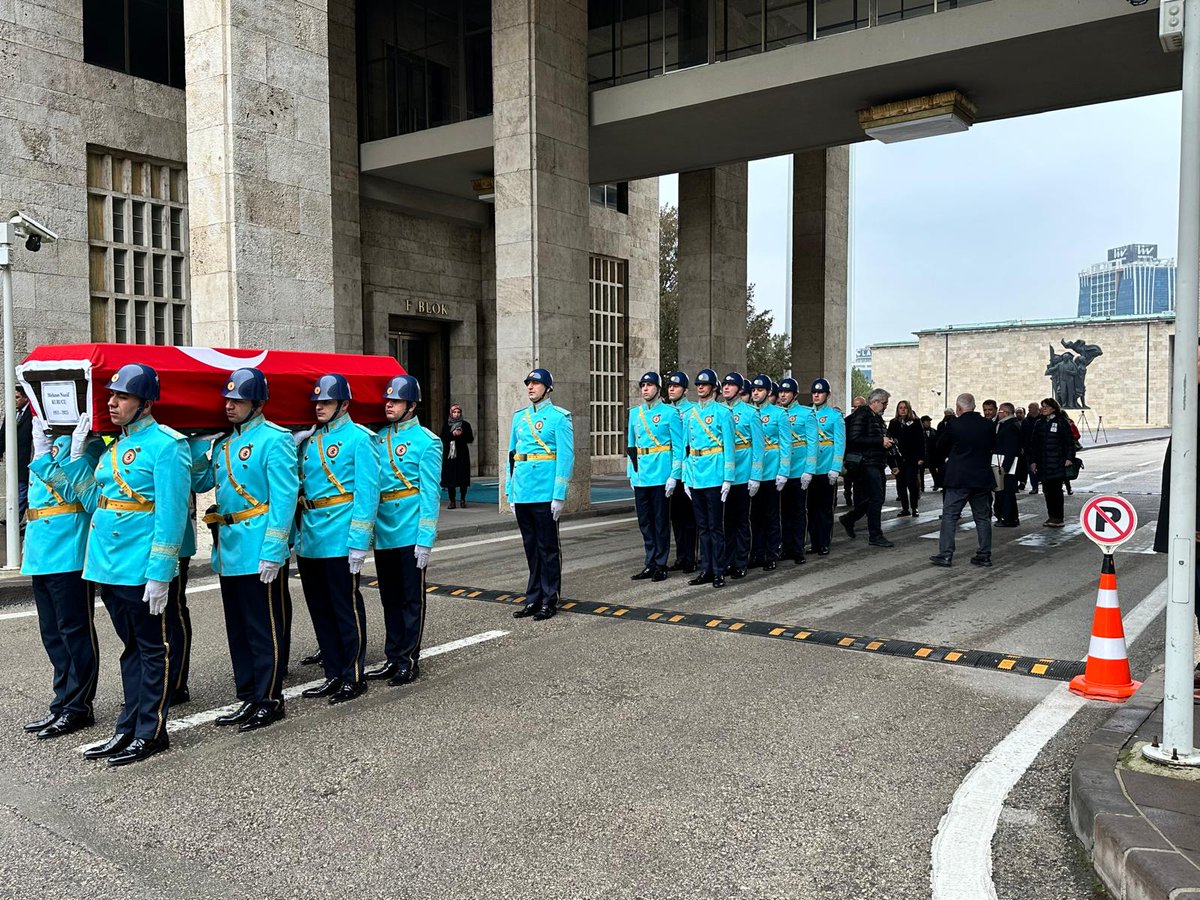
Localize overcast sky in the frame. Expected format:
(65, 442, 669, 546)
(659, 91, 1183, 352)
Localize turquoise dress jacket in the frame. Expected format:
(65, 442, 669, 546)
(506, 399, 574, 504)
(754, 402, 794, 481)
(57, 415, 191, 586)
(296, 412, 380, 558)
(192, 414, 300, 577)
(725, 399, 765, 485)
(779, 401, 820, 478)
(812, 401, 848, 475)
(375, 417, 442, 550)
(682, 399, 735, 489)
(23, 436, 102, 576)
(626, 398, 685, 488)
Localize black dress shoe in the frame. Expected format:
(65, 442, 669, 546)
(238, 704, 285, 732)
(23, 713, 57, 734)
(929, 555, 952, 568)
(301, 677, 343, 699)
(763, 560, 777, 571)
(682, 561, 697, 573)
(460, 500, 468, 508)
(794, 553, 807, 565)
(215, 701, 257, 726)
(899, 508, 910, 517)
(729, 568, 747, 579)
(365, 662, 402, 680)
(37, 711, 95, 740)
(651, 568, 668, 582)
(817, 546, 830, 556)
(747, 558, 764, 569)
(869, 537, 895, 548)
(300, 650, 323, 666)
(108, 736, 169, 767)
(631, 566, 655, 581)
(969, 555, 993, 568)
(839, 515, 857, 539)
(388, 665, 420, 686)
(329, 681, 367, 705)
(533, 605, 557, 621)
(995, 520, 1019, 528)
(712, 575, 725, 589)
(449, 500, 457, 509)
(83, 733, 133, 760)
(688, 571, 713, 586)
(171, 685, 191, 705)
(910, 510, 921, 517)
(668, 559, 686, 571)
(512, 605, 540, 619)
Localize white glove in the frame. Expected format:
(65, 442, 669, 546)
(414, 545, 431, 570)
(664, 477, 677, 498)
(800, 473, 813, 490)
(70, 414, 92, 461)
(292, 425, 316, 447)
(720, 481, 731, 503)
(550, 499, 564, 521)
(828, 471, 839, 485)
(748, 480, 761, 497)
(32, 417, 52, 460)
(348, 548, 368, 574)
(684, 484, 692, 500)
(258, 559, 281, 584)
(142, 579, 170, 615)
(775, 475, 787, 492)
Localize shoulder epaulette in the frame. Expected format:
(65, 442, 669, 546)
(159, 425, 186, 441)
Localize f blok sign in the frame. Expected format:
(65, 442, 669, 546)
(1080, 495, 1139, 554)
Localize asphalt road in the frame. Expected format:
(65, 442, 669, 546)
(0, 438, 1171, 899)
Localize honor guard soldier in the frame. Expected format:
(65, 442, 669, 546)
(22, 418, 102, 740)
(719, 373, 764, 579)
(369, 375, 442, 686)
(682, 369, 735, 588)
(191, 368, 299, 731)
(806, 378, 846, 556)
(295, 374, 380, 705)
(507, 368, 574, 620)
(57, 364, 190, 766)
(748, 375, 792, 570)
(627, 371, 685, 582)
(776, 377, 819, 565)
(664, 371, 698, 573)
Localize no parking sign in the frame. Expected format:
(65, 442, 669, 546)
(1080, 495, 1139, 554)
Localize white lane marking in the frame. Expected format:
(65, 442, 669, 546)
(1015, 523, 1083, 548)
(77, 629, 509, 751)
(0, 581, 222, 622)
(1089, 471, 1118, 480)
(1138, 458, 1161, 468)
(929, 577, 1167, 899)
(433, 517, 639, 554)
(1117, 521, 1159, 556)
(1086, 470, 1149, 492)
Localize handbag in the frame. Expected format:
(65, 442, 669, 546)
(1064, 457, 1084, 482)
(842, 450, 863, 474)
(991, 463, 1005, 492)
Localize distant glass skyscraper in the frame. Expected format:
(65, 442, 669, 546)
(1078, 244, 1176, 318)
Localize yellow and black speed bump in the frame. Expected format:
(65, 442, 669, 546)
(363, 580, 1086, 683)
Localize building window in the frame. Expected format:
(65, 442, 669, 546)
(590, 182, 629, 214)
(87, 150, 189, 345)
(83, 0, 185, 88)
(590, 256, 628, 459)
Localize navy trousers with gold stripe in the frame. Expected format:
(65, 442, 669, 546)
(374, 548, 426, 671)
(219, 565, 290, 708)
(100, 583, 171, 741)
(298, 556, 368, 685)
(32, 572, 98, 718)
(167, 558, 191, 696)
(514, 502, 561, 611)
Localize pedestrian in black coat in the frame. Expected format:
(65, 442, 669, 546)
(993, 403, 1022, 526)
(887, 400, 925, 516)
(440, 404, 474, 509)
(1020, 403, 1040, 493)
(839, 389, 894, 547)
(920, 416, 938, 490)
(0, 386, 33, 522)
(1029, 398, 1076, 527)
(930, 393, 995, 567)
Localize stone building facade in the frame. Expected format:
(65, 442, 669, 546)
(870, 314, 1178, 429)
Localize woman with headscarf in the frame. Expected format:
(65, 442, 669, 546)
(440, 403, 473, 509)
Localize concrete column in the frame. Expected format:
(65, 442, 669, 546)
(328, 0, 364, 353)
(790, 147, 849, 404)
(491, 0, 591, 510)
(183, 1, 337, 351)
(677, 164, 748, 379)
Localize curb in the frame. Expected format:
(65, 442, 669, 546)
(1070, 667, 1200, 898)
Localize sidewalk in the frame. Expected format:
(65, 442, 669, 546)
(1077, 427, 1171, 450)
(1071, 667, 1200, 898)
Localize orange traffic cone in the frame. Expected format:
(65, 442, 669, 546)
(1069, 554, 1141, 702)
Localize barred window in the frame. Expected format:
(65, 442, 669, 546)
(87, 150, 189, 346)
(590, 255, 627, 459)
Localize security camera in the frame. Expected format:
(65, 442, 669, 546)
(8, 212, 58, 248)
(25, 235, 40, 252)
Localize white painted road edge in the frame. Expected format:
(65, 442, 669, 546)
(929, 577, 1168, 899)
(76, 629, 509, 753)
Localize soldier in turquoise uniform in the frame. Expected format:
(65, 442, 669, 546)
(776, 376, 820, 565)
(507, 368, 574, 621)
(368, 374, 441, 686)
(191, 368, 299, 732)
(747, 374, 793, 571)
(806, 378, 847, 556)
(719, 372, 764, 579)
(294, 373, 380, 705)
(681, 369, 735, 589)
(665, 371, 698, 573)
(626, 371, 685, 582)
(21, 419, 103, 740)
(57, 364, 190, 766)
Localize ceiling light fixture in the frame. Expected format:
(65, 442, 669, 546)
(857, 91, 977, 144)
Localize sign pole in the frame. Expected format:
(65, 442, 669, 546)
(0, 220, 19, 570)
